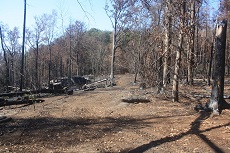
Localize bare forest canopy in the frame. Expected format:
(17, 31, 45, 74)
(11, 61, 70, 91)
(0, 0, 229, 98)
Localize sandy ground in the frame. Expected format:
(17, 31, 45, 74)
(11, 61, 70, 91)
(0, 74, 230, 153)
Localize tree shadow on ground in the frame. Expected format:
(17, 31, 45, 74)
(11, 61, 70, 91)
(0, 109, 229, 152)
(127, 111, 230, 153)
(0, 112, 197, 151)
(222, 100, 230, 110)
(0, 115, 155, 149)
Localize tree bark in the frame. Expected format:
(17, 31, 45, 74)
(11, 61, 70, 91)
(208, 20, 228, 115)
(68, 26, 72, 87)
(0, 26, 10, 92)
(48, 45, 52, 84)
(110, 29, 116, 86)
(207, 40, 214, 86)
(187, 0, 195, 85)
(162, 0, 172, 89)
(157, 55, 163, 93)
(195, 20, 230, 115)
(172, 0, 185, 102)
(35, 40, 39, 88)
(20, 0, 26, 91)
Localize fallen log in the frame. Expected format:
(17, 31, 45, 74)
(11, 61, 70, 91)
(0, 88, 68, 98)
(82, 84, 96, 91)
(0, 116, 12, 123)
(0, 99, 44, 107)
(92, 78, 107, 84)
(193, 94, 230, 99)
(0, 91, 31, 98)
(122, 95, 150, 104)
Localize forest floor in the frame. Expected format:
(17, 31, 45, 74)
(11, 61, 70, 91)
(0, 74, 230, 153)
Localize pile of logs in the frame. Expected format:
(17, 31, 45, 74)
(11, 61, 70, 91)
(0, 92, 44, 107)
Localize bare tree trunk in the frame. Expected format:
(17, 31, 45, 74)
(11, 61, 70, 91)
(187, 0, 195, 85)
(195, 20, 230, 115)
(68, 28, 72, 86)
(195, 4, 201, 65)
(48, 44, 52, 84)
(60, 58, 63, 77)
(157, 55, 163, 93)
(172, 0, 185, 102)
(11, 59, 14, 86)
(134, 61, 138, 83)
(162, 0, 172, 89)
(0, 26, 10, 92)
(133, 34, 142, 84)
(20, 0, 26, 91)
(110, 30, 116, 86)
(207, 39, 214, 86)
(35, 40, 39, 88)
(209, 20, 228, 115)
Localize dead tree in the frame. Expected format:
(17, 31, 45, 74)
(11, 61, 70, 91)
(162, 0, 172, 89)
(172, 0, 186, 102)
(105, 0, 129, 86)
(211, 20, 229, 113)
(195, 20, 229, 115)
(0, 26, 10, 92)
(187, 0, 196, 85)
(20, 0, 26, 91)
(207, 34, 214, 86)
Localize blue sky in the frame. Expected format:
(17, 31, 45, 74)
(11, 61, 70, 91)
(0, 0, 219, 33)
(0, 0, 113, 31)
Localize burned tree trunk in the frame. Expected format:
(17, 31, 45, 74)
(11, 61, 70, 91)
(207, 41, 214, 86)
(172, 0, 185, 102)
(210, 20, 229, 113)
(20, 0, 26, 91)
(207, 24, 217, 86)
(196, 20, 229, 115)
(162, 0, 172, 89)
(0, 26, 10, 92)
(110, 30, 116, 86)
(187, 0, 195, 85)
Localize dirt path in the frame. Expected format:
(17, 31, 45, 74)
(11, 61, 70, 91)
(0, 74, 230, 153)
